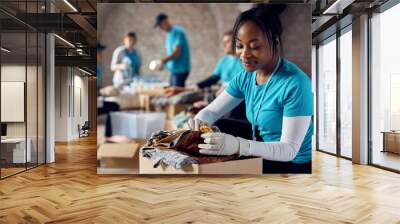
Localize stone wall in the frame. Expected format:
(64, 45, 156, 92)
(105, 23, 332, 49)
(97, 3, 311, 87)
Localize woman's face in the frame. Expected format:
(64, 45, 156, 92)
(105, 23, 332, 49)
(235, 20, 274, 72)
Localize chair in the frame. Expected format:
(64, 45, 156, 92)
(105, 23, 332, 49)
(78, 121, 90, 138)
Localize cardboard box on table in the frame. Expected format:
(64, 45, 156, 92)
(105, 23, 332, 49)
(97, 140, 145, 174)
(139, 149, 263, 175)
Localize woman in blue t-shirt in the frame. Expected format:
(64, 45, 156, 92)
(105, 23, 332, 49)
(192, 4, 314, 173)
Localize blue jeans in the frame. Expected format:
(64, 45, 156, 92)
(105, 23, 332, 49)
(170, 72, 189, 87)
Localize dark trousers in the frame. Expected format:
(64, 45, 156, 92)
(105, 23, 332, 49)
(214, 117, 311, 174)
(98, 101, 120, 137)
(170, 72, 189, 87)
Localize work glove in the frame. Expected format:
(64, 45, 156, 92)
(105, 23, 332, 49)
(199, 133, 251, 156)
(198, 132, 240, 156)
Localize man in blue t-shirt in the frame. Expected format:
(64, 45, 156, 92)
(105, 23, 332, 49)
(154, 13, 191, 87)
(165, 30, 243, 95)
(110, 32, 141, 86)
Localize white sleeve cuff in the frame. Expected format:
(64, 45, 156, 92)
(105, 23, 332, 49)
(237, 137, 251, 156)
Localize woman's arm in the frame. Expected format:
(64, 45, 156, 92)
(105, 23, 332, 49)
(194, 90, 243, 124)
(238, 116, 311, 162)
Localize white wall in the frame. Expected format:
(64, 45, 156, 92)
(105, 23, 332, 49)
(55, 67, 89, 141)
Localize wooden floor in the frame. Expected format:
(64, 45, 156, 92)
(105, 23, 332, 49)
(1, 135, 400, 223)
(372, 150, 400, 171)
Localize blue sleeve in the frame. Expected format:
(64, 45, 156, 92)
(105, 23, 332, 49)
(212, 58, 225, 77)
(282, 74, 314, 117)
(226, 71, 245, 99)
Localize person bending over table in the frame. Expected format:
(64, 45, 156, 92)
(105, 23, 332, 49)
(191, 4, 314, 174)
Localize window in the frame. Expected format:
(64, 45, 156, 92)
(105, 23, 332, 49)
(339, 28, 352, 158)
(317, 36, 337, 154)
(370, 2, 400, 171)
(0, 1, 47, 179)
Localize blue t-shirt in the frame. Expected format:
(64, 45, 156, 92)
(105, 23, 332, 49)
(166, 25, 191, 75)
(124, 49, 141, 78)
(212, 54, 243, 84)
(226, 58, 314, 163)
(96, 63, 102, 89)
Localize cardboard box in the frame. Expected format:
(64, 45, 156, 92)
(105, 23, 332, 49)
(97, 142, 142, 174)
(139, 150, 263, 175)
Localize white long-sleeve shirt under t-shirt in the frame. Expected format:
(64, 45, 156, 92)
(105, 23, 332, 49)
(195, 90, 311, 162)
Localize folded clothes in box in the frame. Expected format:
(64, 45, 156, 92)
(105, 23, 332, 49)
(139, 127, 262, 174)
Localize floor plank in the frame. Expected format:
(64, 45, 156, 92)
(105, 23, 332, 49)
(0, 134, 400, 223)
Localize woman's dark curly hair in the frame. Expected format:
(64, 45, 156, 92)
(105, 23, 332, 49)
(232, 4, 286, 58)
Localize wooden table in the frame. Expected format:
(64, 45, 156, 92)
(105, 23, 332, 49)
(381, 131, 400, 154)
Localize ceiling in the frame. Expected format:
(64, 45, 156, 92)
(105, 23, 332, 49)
(0, 0, 97, 73)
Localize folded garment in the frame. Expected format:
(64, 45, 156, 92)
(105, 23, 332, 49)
(144, 129, 238, 168)
(142, 148, 198, 169)
(151, 91, 204, 107)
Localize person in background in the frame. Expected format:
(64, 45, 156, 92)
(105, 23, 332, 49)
(191, 4, 314, 173)
(154, 13, 191, 87)
(110, 32, 141, 86)
(164, 30, 243, 96)
(96, 42, 106, 90)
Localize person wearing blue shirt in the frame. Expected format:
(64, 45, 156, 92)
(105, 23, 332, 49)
(154, 13, 191, 87)
(165, 30, 243, 96)
(96, 42, 106, 90)
(111, 32, 141, 86)
(192, 4, 314, 173)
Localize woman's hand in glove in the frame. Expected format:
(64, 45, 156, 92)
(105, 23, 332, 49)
(198, 132, 239, 156)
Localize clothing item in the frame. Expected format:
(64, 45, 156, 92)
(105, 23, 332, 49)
(151, 91, 203, 108)
(142, 148, 198, 169)
(111, 46, 141, 84)
(196, 58, 314, 163)
(166, 25, 191, 74)
(197, 76, 220, 89)
(170, 72, 189, 87)
(226, 58, 313, 163)
(197, 132, 240, 156)
(212, 54, 243, 85)
(97, 101, 120, 137)
(213, 117, 312, 173)
(144, 129, 237, 168)
(238, 116, 311, 162)
(123, 48, 141, 76)
(195, 91, 241, 124)
(96, 64, 102, 90)
(196, 91, 312, 163)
